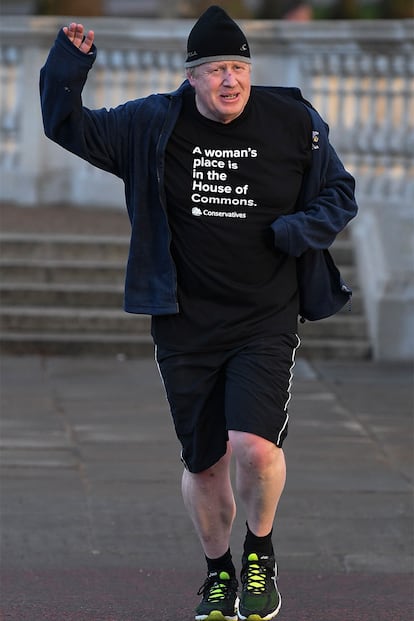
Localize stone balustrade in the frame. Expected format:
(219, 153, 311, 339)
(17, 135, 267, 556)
(0, 16, 413, 360)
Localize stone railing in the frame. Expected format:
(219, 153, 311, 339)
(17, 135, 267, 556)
(0, 16, 413, 360)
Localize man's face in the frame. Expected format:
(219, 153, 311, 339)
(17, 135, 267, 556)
(187, 61, 251, 124)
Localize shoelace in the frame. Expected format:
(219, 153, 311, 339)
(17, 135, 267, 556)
(244, 554, 267, 594)
(198, 571, 232, 602)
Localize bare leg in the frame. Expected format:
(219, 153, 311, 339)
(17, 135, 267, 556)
(229, 430, 286, 536)
(181, 442, 237, 559)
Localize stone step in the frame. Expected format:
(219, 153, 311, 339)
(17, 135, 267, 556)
(299, 338, 371, 359)
(0, 233, 355, 263)
(0, 307, 149, 333)
(0, 233, 130, 261)
(0, 285, 366, 316)
(0, 332, 155, 357)
(329, 239, 355, 266)
(0, 258, 358, 288)
(0, 331, 371, 359)
(0, 283, 124, 308)
(0, 229, 371, 359)
(0, 258, 126, 284)
(299, 313, 368, 339)
(0, 306, 366, 338)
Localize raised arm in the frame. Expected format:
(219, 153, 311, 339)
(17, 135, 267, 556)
(39, 26, 131, 178)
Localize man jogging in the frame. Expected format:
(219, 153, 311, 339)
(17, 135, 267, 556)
(40, 6, 357, 620)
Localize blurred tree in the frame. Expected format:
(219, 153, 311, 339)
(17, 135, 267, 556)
(179, 0, 252, 18)
(37, 0, 103, 15)
(379, 0, 414, 18)
(35, 0, 414, 19)
(257, 0, 312, 19)
(319, 0, 413, 19)
(330, 0, 360, 18)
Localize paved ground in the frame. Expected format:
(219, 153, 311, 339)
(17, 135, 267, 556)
(0, 203, 131, 236)
(1, 354, 413, 621)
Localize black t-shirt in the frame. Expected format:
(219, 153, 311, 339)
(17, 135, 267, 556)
(151, 88, 312, 351)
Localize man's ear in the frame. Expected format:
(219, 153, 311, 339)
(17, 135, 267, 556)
(186, 68, 195, 86)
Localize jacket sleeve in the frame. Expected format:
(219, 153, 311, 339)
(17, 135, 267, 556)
(271, 118, 358, 258)
(39, 28, 134, 178)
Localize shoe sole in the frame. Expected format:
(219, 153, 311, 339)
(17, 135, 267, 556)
(195, 599, 239, 621)
(195, 612, 238, 621)
(237, 598, 281, 621)
(237, 614, 280, 621)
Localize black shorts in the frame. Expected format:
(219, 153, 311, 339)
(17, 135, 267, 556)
(156, 334, 300, 473)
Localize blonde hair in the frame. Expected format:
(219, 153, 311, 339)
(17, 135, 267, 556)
(186, 62, 252, 80)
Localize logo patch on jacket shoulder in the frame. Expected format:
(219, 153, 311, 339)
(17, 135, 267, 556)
(312, 131, 320, 150)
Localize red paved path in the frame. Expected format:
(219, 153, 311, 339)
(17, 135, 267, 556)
(1, 568, 412, 620)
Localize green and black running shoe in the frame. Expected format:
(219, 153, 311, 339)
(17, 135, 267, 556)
(195, 570, 239, 621)
(238, 553, 281, 620)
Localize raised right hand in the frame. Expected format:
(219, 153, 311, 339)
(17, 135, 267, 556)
(63, 22, 94, 54)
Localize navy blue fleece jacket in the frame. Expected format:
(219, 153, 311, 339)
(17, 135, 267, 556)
(40, 29, 358, 319)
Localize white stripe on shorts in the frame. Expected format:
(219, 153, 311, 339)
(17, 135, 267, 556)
(276, 334, 301, 446)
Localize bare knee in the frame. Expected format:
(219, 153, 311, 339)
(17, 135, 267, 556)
(183, 442, 233, 492)
(229, 430, 282, 472)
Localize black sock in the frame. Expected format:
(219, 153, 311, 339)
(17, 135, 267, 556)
(243, 522, 274, 557)
(206, 548, 236, 577)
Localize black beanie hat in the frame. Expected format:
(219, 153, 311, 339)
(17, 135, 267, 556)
(185, 5, 251, 68)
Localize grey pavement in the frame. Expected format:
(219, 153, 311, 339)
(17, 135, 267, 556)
(0, 353, 413, 621)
